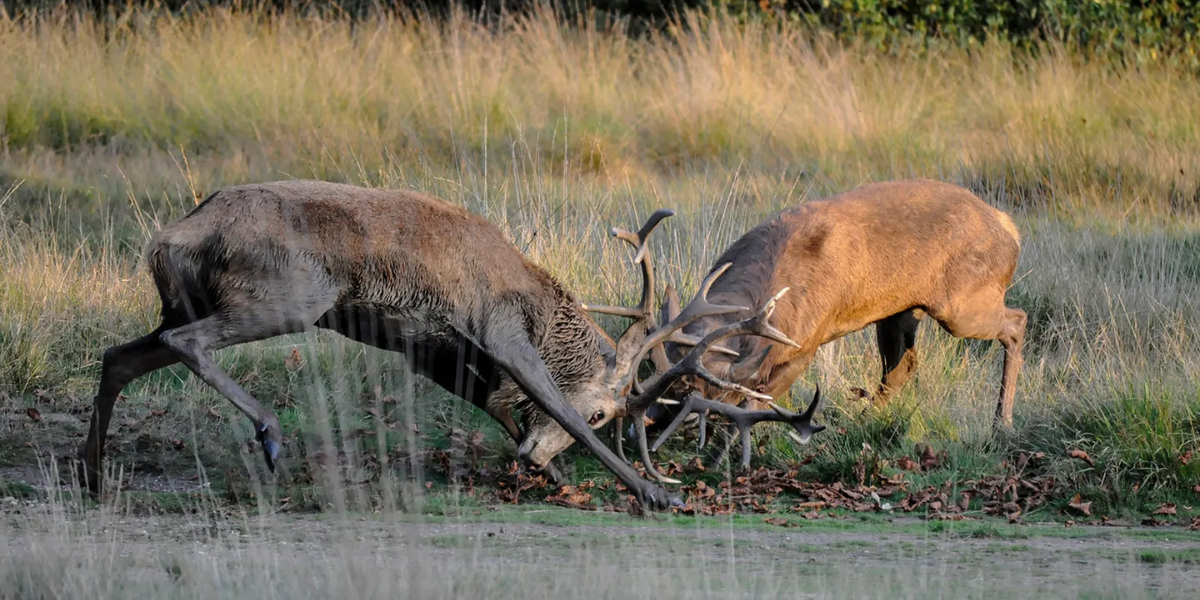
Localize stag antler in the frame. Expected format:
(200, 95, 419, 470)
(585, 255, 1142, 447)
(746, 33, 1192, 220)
(582, 211, 738, 391)
(622, 286, 817, 482)
(648, 388, 826, 470)
(581, 208, 674, 324)
(628, 286, 800, 412)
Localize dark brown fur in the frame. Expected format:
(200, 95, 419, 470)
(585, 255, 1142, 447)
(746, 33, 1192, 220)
(80, 180, 677, 509)
(664, 179, 1027, 427)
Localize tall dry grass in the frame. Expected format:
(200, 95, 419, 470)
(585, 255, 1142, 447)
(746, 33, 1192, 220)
(2, 7, 1199, 220)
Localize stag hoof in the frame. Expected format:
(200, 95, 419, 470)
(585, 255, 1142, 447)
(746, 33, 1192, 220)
(541, 460, 565, 485)
(633, 483, 683, 512)
(256, 422, 282, 473)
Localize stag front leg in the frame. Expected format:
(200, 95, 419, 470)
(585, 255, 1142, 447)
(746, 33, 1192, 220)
(995, 308, 1027, 429)
(80, 327, 180, 496)
(481, 321, 681, 511)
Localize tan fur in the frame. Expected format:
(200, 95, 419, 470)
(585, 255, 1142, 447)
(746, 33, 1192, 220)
(665, 178, 1027, 428)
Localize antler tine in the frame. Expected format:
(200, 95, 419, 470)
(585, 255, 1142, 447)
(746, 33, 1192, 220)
(624, 263, 748, 370)
(627, 286, 801, 413)
(581, 209, 674, 321)
(647, 386, 827, 470)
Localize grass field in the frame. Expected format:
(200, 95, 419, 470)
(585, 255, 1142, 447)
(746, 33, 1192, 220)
(2, 6, 1200, 593)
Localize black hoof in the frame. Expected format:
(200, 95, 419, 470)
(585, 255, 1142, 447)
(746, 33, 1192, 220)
(261, 439, 279, 473)
(256, 423, 279, 473)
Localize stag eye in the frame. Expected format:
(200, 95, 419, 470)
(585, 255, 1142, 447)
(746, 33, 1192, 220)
(588, 410, 605, 426)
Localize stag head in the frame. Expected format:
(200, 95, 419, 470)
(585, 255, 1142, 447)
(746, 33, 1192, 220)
(517, 210, 825, 478)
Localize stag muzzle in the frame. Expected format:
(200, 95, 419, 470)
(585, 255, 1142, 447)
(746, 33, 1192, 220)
(518, 426, 578, 470)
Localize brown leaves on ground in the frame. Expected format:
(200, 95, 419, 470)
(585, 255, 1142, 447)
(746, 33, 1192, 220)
(763, 517, 797, 527)
(1186, 516, 1200, 531)
(493, 462, 552, 504)
(545, 483, 596, 511)
(1067, 448, 1095, 467)
(284, 347, 304, 372)
(664, 461, 1059, 522)
(919, 444, 945, 471)
(1067, 494, 1092, 517)
(24, 407, 42, 422)
(1151, 503, 1177, 516)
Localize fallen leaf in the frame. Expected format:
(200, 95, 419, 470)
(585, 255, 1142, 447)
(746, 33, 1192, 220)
(25, 408, 41, 422)
(425, 481, 433, 489)
(1180, 451, 1193, 466)
(150, 410, 167, 417)
(1067, 448, 1095, 467)
(1142, 517, 1165, 527)
(1151, 503, 1177, 516)
(207, 407, 223, 421)
(920, 445, 942, 470)
(1187, 516, 1200, 531)
(279, 497, 291, 503)
(763, 517, 796, 528)
(1067, 494, 1092, 516)
(929, 514, 968, 521)
(285, 348, 304, 372)
(896, 456, 920, 472)
(172, 439, 185, 450)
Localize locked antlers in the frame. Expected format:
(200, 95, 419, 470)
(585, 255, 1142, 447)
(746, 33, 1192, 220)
(585, 210, 827, 484)
(624, 285, 823, 481)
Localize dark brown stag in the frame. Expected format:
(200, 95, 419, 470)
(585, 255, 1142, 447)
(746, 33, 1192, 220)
(79, 180, 698, 508)
(629, 179, 1027, 477)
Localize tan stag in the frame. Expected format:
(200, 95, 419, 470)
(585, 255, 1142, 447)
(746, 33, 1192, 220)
(524, 178, 1026, 482)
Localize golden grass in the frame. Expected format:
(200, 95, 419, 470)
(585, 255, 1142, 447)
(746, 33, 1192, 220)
(1, 7, 1199, 218)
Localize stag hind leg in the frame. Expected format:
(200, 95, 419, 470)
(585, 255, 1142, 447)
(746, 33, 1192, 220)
(872, 309, 924, 405)
(930, 294, 1027, 430)
(158, 299, 336, 472)
(80, 327, 181, 494)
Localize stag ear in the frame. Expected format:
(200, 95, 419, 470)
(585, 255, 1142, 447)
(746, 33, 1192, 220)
(661, 284, 682, 323)
(658, 284, 684, 361)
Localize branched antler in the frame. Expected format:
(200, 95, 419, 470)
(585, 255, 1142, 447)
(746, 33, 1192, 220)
(627, 286, 800, 413)
(622, 286, 815, 483)
(583, 211, 738, 394)
(649, 388, 826, 470)
(581, 209, 674, 323)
